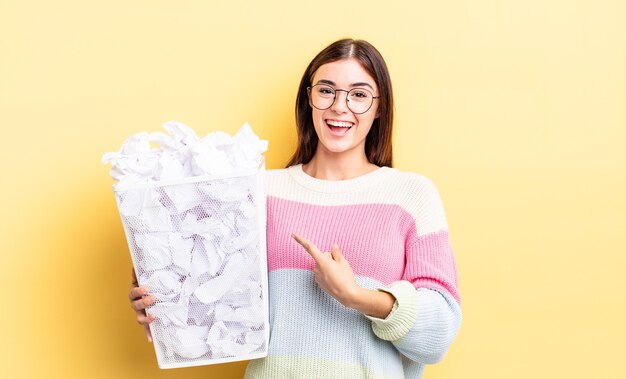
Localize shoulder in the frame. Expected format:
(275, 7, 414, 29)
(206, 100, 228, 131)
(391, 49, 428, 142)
(388, 169, 436, 187)
(266, 167, 289, 178)
(265, 167, 289, 183)
(382, 168, 449, 232)
(264, 167, 292, 197)
(382, 168, 443, 203)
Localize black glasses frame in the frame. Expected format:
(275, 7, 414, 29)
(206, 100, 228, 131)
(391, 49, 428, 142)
(307, 84, 380, 114)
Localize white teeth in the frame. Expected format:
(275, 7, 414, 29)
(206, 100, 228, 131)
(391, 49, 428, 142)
(326, 120, 353, 128)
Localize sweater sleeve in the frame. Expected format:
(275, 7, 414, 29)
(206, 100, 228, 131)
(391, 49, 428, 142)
(365, 177, 462, 363)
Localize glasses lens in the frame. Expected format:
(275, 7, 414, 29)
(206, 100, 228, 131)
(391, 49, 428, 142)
(309, 85, 375, 114)
(347, 88, 373, 114)
(310, 84, 335, 110)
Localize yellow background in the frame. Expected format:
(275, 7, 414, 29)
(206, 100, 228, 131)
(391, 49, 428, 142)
(1, 0, 625, 378)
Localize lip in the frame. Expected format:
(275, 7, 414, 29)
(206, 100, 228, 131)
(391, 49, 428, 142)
(325, 119, 354, 137)
(325, 118, 354, 127)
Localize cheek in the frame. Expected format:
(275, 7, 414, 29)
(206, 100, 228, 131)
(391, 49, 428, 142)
(371, 103, 380, 119)
(310, 110, 325, 135)
(357, 114, 376, 133)
(312, 109, 326, 124)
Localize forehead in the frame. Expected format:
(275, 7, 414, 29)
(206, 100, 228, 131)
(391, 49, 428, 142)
(312, 58, 377, 89)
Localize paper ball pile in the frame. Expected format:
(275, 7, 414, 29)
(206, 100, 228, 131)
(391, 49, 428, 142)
(103, 121, 268, 362)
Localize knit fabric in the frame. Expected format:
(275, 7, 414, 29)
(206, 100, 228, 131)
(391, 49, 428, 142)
(244, 164, 461, 379)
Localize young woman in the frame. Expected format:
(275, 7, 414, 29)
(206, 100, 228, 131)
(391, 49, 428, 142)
(129, 38, 461, 378)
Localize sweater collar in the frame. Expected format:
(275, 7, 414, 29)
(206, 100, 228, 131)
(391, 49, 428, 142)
(287, 164, 393, 193)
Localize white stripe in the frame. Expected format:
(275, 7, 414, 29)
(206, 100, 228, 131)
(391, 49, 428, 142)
(266, 166, 449, 236)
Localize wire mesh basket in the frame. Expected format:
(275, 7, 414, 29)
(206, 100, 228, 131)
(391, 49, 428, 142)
(113, 167, 268, 369)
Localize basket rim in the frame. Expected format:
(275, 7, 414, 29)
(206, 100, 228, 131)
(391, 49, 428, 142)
(112, 165, 263, 192)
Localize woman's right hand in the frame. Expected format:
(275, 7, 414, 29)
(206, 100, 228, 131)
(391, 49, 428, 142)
(129, 268, 157, 342)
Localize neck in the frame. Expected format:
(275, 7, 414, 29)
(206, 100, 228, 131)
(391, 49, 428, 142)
(302, 149, 378, 180)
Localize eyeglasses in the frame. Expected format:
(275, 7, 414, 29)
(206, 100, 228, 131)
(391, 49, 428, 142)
(307, 84, 379, 114)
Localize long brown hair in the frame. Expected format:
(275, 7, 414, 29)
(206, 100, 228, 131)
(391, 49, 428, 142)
(287, 38, 394, 167)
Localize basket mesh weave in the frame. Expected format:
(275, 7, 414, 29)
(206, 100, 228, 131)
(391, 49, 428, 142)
(114, 171, 268, 368)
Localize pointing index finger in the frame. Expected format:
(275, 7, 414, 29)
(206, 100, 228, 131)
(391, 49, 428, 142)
(292, 233, 322, 262)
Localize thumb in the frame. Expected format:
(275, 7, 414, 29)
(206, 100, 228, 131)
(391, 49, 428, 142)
(330, 244, 344, 261)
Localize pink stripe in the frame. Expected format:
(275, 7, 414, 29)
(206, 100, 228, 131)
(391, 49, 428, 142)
(404, 230, 461, 304)
(266, 197, 414, 285)
(266, 196, 460, 303)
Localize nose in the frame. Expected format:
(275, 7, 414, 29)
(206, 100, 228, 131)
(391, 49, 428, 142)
(330, 89, 350, 114)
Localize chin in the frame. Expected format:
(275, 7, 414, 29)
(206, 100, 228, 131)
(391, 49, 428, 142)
(319, 141, 356, 155)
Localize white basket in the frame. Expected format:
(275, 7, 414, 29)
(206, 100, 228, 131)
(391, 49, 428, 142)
(113, 167, 269, 369)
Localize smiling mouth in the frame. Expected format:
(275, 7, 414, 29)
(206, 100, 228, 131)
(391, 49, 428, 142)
(326, 120, 353, 136)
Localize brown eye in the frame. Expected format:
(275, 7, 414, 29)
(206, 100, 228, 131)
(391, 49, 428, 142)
(349, 89, 372, 102)
(316, 85, 335, 96)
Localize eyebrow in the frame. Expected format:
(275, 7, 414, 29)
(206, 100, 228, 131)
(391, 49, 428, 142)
(315, 79, 375, 90)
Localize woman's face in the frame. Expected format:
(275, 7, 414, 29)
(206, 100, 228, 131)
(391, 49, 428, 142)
(308, 58, 379, 159)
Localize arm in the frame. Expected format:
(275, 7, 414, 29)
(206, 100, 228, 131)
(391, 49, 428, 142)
(366, 282, 461, 364)
(366, 178, 462, 363)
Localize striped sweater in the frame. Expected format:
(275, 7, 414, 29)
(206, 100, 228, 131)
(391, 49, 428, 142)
(245, 164, 461, 379)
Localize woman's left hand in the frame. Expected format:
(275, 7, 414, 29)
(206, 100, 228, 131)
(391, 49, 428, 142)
(292, 233, 360, 307)
(292, 233, 396, 318)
